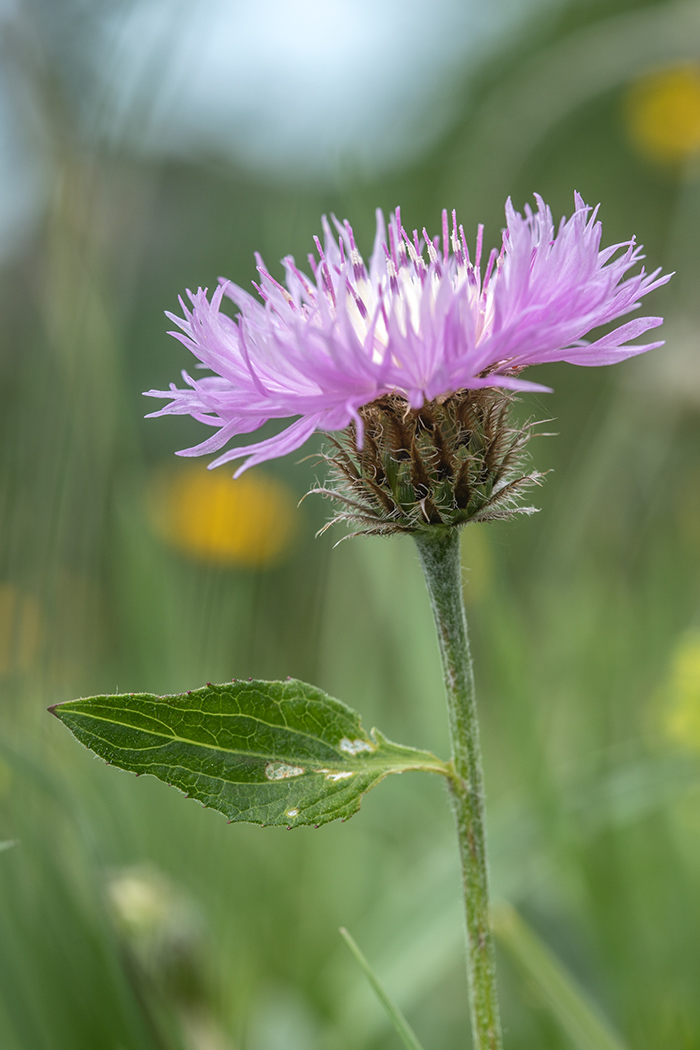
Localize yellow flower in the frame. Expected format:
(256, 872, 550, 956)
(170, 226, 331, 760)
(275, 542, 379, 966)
(624, 64, 700, 163)
(663, 632, 700, 750)
(148, 465, 299, 568)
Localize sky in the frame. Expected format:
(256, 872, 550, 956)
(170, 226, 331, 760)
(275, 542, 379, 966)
(95, 0, 537, 174)
(0, 0, 551, 260)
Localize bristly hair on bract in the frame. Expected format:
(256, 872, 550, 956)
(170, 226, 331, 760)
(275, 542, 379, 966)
(311, 386, 548, 540)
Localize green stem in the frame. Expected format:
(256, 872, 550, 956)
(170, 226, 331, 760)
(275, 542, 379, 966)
(414, 528, 503, 1050)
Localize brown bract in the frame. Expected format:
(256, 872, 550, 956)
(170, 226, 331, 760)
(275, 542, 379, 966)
(312, 388, 547, 538)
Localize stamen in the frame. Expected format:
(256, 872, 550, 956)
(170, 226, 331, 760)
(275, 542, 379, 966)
(482, 248, 497, 291)
(388, 222, 399, 270)
(450, 210, 463, 265)
(402, 227, 425, 277)
(314, 235, 337, 305)
(459, 224, 470, 265)
(345, 220, 357, 251)
(347, 278, 368, 319)
(383, 244, 399, 295)
(423, 228, 442, 278)
(255, 256, 294, 305)
(442, 209, 449, 263)
(379, 295, 391, 332)
(283, 257, 314, 299)
(396, 211, 408, 269)
(475, 224, 484, 271)
(344, 220, 368, 282)
(252, 280, 267, 302)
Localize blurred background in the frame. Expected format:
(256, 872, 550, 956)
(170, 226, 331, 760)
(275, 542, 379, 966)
(1, 0, 699, 1047)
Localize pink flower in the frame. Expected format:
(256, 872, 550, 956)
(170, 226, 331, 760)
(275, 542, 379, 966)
(146, 194, 670, 475)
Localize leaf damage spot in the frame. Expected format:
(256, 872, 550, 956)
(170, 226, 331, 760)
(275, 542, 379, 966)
(339, 737, 375, 756)
(321, 770, 355, 781)
(264, 761, 305, 781)
(286, 808, 299, 818)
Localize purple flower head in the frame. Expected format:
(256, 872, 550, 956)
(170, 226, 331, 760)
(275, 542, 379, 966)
(146, 194, 670, 477)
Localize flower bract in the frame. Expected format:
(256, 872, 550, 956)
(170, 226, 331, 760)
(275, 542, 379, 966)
(146, 194, 670, 477)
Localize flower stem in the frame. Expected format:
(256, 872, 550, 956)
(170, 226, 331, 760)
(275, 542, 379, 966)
(414, 528, 503, 1050)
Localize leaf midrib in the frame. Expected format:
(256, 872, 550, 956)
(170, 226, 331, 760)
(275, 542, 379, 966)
(61, 707, 446, 775)
(63, 702, 348, 758)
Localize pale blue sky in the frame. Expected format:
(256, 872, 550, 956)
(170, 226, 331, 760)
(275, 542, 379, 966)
(95, 0, 542, 174)
(0, 0, 555, 260)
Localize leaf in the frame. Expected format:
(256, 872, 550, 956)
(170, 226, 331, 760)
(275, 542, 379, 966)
(492, 902, 630, 1050)
(50, 679, 449, 828)
(339, 927, 427, 1050)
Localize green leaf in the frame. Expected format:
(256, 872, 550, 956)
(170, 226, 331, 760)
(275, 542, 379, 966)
(50, 679, 449, 828)
(339, 927, 427, 1050)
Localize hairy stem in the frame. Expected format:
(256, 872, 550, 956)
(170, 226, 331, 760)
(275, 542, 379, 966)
(414, 528, 503, 1050)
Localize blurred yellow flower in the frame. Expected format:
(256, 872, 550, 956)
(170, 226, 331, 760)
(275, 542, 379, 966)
(624, 64, 700, 163)
(0, 584, 43, 675)
(148, 464, 299, 568)
(663, 632, 700, 750)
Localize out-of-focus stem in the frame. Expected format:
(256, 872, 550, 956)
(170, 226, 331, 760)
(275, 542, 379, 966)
(414, 528, 503, 1050)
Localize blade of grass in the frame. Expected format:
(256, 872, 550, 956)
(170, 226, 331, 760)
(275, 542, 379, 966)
(339, 928, 426, 1050)
(492, 902, 630, 1050)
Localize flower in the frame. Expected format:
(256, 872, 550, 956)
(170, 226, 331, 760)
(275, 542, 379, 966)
(146, 194, 670, 482)
(147, 464, 298, 568)
(661, 632, 700, 752)
(624, 64, 700, 164)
